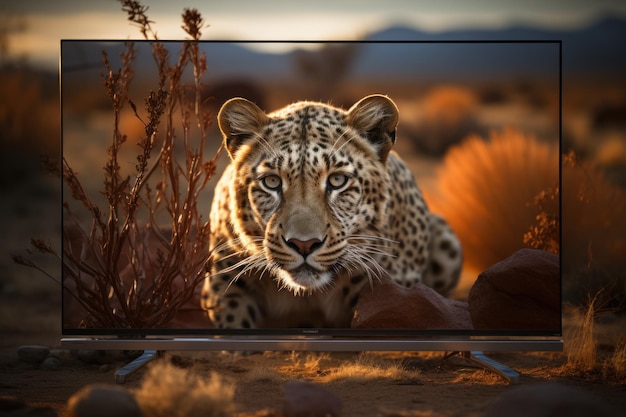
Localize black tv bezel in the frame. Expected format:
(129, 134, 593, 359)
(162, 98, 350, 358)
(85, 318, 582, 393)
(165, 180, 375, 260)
(60, 38, 563, 341)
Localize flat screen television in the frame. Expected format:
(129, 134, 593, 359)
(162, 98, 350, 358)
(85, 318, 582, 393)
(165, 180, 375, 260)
(59, 39, 563, 382)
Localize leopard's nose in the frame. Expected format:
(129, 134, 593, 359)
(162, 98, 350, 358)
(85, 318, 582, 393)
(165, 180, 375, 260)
(285, 237, 323, 257)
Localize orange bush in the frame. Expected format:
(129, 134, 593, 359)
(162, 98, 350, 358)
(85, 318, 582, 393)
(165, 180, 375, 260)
(411, 85, 480, 156)
(424, 128, 559, 273)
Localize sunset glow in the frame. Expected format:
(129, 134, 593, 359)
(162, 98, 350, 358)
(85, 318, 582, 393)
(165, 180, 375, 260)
(3, 0, 626, 69)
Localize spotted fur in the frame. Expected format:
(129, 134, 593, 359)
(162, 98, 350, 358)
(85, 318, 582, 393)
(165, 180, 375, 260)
(201, 95, 462, 329)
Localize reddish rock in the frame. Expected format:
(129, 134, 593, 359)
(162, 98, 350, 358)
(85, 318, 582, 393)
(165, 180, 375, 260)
(468, 248, 560, 330)
(352, 280, 473, 329)
(283, 381, 342, 417)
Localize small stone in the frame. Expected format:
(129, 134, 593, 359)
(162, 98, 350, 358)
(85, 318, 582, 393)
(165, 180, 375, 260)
(49, 349, 73, 362)
(67, 384, 144, 417)
(76, 350, 118, 364)
(0, 396, 26, 411)
(40, 357, 62, 370)
(0, 396, 57, 416)
(76, 350, 99, 364)
(283, 381, 342, 417)
(486, 383, 616, 417)
(98, 364, 113, 373)
(17, 345, 50, 364)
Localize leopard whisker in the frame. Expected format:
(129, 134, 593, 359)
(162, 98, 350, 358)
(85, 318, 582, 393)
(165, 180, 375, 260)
(342, 245, 389, 285)
(223, 252, 267, 292)
(351, 244, 395, 257)
(330, 129, 361, 157)
(211, 236, 264, 256)
(250, 131, 280, 160)
(348, 234, 399, 245)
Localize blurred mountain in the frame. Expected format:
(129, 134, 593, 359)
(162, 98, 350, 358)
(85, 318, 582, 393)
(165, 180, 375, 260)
(363, 15, 626, 79)
(60, 15, 626, 83)
(205, 15, 626, 81)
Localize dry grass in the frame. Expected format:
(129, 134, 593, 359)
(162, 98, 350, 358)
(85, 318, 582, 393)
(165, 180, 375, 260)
(274, 352, 422, 384)
(382, 411, 448, 417)
(326, 354, 422, 383)
(605, 341, 626, 379)
(564, 299, 598, 372)
(135, 361, 235, 417)
(562, 298, 626, 381)
(424, 128, 559, 274)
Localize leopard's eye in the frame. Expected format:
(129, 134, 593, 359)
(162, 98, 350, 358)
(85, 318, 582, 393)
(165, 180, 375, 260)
(327, 173, 349, 190)
(261, 175, 282, 191)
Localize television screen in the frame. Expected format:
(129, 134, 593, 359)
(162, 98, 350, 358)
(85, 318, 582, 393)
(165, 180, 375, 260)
(60, 40, 561, 342)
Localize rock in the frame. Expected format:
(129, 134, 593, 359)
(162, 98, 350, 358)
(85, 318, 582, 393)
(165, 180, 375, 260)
(282, 381, 342, 417)
(0, 397, 26, 412)
(49, 349, 73, 362)
(76, 350, 124, 365)
(17, 345, 50, 364)
(486, 383, 616, 417)
(98, 364, 113, 373)
(468, 249, 560, 330)
(0, 396, 57, 416)
(352, 280, 473, 329)
(66, 384, 144, 417)
(40, 357, 62, 370)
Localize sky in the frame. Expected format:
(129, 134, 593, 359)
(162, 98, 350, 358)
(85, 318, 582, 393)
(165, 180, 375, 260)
(2, 0, 626, 69)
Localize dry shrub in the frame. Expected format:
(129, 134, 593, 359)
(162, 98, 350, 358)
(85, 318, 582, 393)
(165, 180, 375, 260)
(15, 2, 219, 328)
(523, 185, 559, 255)
(561, 153, 626, 309)
(412, 85, 481, 156)
(424, 128, 559, 273)
(135, 361, 235, 417)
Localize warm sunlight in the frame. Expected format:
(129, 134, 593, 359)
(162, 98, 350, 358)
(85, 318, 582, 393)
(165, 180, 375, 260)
(3, 1, 626, 416)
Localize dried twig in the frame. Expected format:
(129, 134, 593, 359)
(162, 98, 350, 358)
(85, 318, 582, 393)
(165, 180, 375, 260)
(16, 2, 217, 329)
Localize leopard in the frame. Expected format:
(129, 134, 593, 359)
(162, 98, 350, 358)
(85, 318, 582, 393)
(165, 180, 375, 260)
(201, 94, 462, 329)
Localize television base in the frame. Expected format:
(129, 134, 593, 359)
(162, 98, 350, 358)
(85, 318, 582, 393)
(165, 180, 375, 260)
(444, 351, 520, 384)
(115, 350, 162, 384)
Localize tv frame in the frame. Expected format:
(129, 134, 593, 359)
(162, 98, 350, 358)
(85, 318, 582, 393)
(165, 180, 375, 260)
(59, 39, 564, 382)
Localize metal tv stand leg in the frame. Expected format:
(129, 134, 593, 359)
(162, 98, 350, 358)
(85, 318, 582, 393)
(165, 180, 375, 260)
(446, 351, 520, 384)
(115, 350, 161, 384)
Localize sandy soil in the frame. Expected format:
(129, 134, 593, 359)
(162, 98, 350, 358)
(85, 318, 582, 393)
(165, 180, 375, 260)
(2, 257, 626, 416)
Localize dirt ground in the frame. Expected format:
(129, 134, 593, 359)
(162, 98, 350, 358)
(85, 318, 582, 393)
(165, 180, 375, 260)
(1, 261, 625, 416)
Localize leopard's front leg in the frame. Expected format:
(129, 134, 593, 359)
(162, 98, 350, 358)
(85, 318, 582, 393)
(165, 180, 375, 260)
(201, 258, 262, 329)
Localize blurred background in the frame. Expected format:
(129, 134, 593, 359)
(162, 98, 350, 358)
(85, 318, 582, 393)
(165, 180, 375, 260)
(2, 1, 626, 325)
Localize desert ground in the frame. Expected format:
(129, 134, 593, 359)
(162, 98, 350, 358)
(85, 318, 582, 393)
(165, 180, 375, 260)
(1, 283, 626, 416)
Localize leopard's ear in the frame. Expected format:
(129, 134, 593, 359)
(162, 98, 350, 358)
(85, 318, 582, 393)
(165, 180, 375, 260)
(346, 94, 399, 162)
(218, 97, 269, 159)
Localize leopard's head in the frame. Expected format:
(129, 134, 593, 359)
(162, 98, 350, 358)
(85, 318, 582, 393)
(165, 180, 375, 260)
(219, 95, 399, 294)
